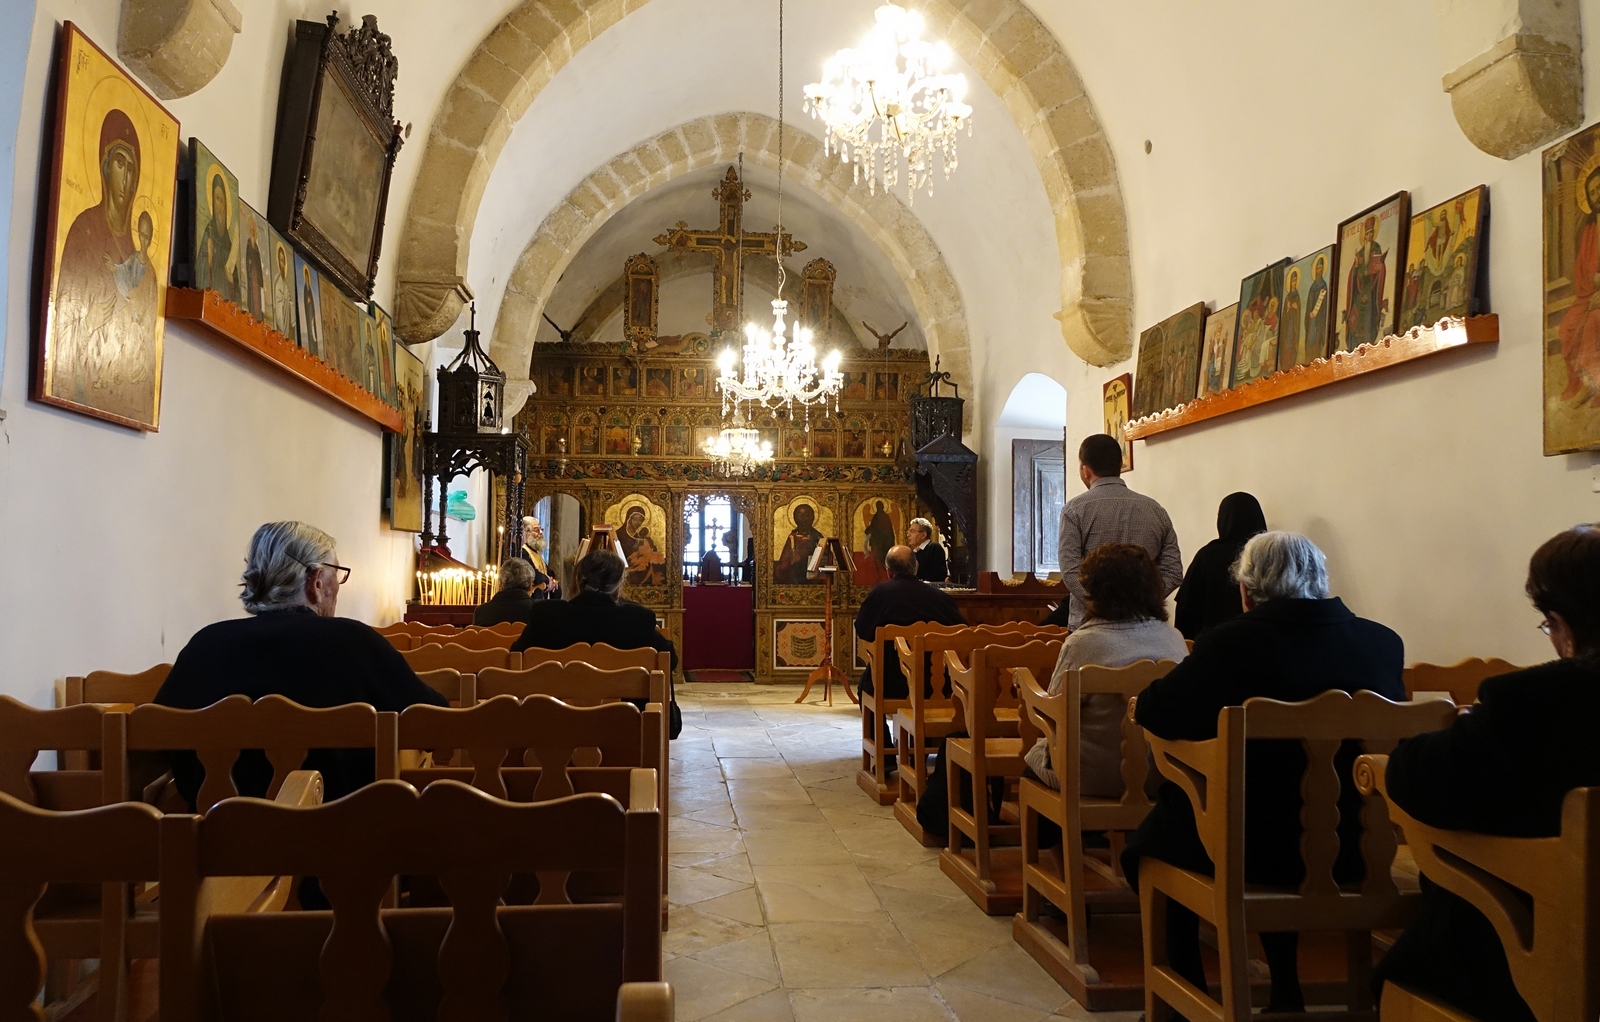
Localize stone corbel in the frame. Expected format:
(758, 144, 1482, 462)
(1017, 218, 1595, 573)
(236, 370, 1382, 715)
(395, 275, 475, 345)
(1435, 0, 1582, 161)
(1056, 296, 1132, 368)
(118, 0, 242, 101)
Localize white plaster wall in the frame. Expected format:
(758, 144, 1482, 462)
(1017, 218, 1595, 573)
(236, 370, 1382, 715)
(1031, 0, 1600, 665)
(0, 0, 498, 707)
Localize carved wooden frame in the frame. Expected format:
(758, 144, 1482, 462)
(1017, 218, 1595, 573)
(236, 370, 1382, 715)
(623, 253, 659, 351)
(268, 14, 402, 302)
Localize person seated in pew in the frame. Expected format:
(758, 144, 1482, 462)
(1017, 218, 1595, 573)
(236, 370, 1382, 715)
(1371, 524, 1600, 1021)
(908, 517, 948, 583)
(473, 558, 540, 627)
(1122, 531, 1405, 1014)
(1174, 491, 1267, 641)
(153, 521, 447, 809)
(512, 547, 682, 738)
(1023, 543, 1188, 796)
(853, 544, 965, 699)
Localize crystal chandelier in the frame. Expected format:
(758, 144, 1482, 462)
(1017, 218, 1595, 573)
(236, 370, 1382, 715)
(715, 0, 844, 419)
(803, 4, 972, 205)
(702, 420, 774, 478)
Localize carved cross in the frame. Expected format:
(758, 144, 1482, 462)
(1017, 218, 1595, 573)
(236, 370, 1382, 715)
(654, 166, 806, 337)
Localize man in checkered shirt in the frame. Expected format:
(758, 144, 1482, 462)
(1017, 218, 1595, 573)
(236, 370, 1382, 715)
(1057, 434, 1184, 628)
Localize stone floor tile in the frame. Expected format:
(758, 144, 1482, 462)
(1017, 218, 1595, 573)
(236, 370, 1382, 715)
(936, 943, 1073, 1013)
(732, 803, 829, 829)
(742, 824, 855, 865)
(721, 758, 798, 778)
(939, 984, 1054, 1022)
(691, 930, 781, 982)
(663, 906, 765, 957)
(788, 986, 955, 1022)
(699, 989, 796, 1022)
(769, 921, 931, 988)
(670, 866, 752, 907)
(678, 803, 739, 827)
(665, 957, 780, 1022)
(753, 863, 886, 923)
(727, 777, 813, 804)
(697, 887, 767, 925)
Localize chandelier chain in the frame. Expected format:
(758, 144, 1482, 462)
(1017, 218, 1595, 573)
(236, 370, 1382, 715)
(776, 0, 785, 298)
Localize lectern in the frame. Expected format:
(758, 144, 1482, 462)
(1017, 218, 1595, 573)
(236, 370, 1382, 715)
(795, 537, 857, 706)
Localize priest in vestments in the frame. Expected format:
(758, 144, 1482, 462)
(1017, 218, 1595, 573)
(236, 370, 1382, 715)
(516, 516, 557, 599)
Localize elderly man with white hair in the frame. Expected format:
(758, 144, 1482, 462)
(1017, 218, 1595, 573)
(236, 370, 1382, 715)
(1119, 531, 1405, 1015)
(517, 515, 557, 599)
(153, 521, 447, 810)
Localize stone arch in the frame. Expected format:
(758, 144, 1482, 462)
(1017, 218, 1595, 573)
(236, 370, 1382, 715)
(491, 112, 971, 419)
(394, 0, 1131, 366)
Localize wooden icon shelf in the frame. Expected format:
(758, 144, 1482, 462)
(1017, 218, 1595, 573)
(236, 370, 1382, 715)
(1123, 314, 1498, 441)
(165, 287, 403, 432)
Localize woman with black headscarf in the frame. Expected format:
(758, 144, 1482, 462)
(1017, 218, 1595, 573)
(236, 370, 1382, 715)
(1174, 492, 1267, 640)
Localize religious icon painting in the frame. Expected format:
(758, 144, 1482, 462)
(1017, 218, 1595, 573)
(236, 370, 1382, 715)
(389, 342, 426, 531)
(874, 372, 900, 401)
(266, 222, 296, 343)
(1133, 320, 1167, 420)
(318, 276, 357, 381)
(238, 202, 272, 325)
(541, 426, 565, 455)
(1398, 186, 1488, 334)
(357, 307, 380, 396)
(34, 24, 179, 431)
(665, 424, 692, 456)
(851, 497, 903, 586)
(773, 619, 828, 669)
(603, 495, 668, 588)
(293, 253, 323, 359)
(575, 424, 600, 455)
(870, 430, 894, 458)
(759, 427, 781, 455)
(1333, 191, 1409, 354)
(843, 430, 868, 459)
(678, 367, 707, 399)
(190, 137, 239, 304)
(604, 420, 631, 455)
(1134, 303, 1204, 417)
(773, 497, 834, 585)
(636, 424, 660, 456)
(842, 371, 869, 401)
(611, 365, 639, 397)
(371, 303, 397, 407)
(1197, 303, 1238, 399)
(644, 367, 672, 399)
(1231, 259, 1290, 388)
(578, 365, 605, 396)
(549, 364, 575, 397)
(812, 430, 838, 459)
(1102, 374, 1133, 473)
(1277, 247, 1335, 371)
(784, 430, 810, 459)
(1542, 127, 1600, 454)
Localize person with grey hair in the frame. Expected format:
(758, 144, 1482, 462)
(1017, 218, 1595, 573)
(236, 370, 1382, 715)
(153, 521, 447, 812)
(473, 558, 539, 627)
(907, 517, 948, 583)
(512, 546, 682, 738)
(1120, 531, 1404, 1014)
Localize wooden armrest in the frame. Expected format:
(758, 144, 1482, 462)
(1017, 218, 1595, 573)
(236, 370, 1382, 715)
(274, 770, 324, 807)
(616, 982, 674, 1022)
(141, 769, 175, 806)
(629, 769, 658, 812)
(1353, 753, 1389, 798)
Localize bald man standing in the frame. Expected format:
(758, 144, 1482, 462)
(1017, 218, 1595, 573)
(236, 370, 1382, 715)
(854, 545, 965, 699)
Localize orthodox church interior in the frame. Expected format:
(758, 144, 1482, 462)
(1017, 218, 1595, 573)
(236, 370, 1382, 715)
(1, 0, 1599, 1019)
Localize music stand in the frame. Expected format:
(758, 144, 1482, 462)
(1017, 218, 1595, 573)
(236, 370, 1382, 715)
(796, 537, 857, 706)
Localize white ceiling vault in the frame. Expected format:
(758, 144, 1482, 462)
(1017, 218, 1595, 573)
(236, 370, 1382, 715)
(420, 0, 1070, 434)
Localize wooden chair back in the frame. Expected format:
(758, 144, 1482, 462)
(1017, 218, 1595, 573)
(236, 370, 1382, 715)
(1402, 657, 1520, 705)
(127, 695, 399, 813)
(414, 668, 476, 708)
(377, 620, 453, 639)
(63, 664, 171, 709)
(0, 696, 126, 809)
(478, 661, 661, 706)
(856, 622, 966, 803)
(401, 642, 521, 675)
(519, 642, 670, 681)
(948, 640, 1064, 741)
(445, 627, 522, 650)
(399, 695, 646, 801)
(479, 620, 528, 637)
(159, 780, 663, 1022)
(0, 793, 162, 1022)
(383, 631, 416, 650)
(1356, 757, 1600, 1022)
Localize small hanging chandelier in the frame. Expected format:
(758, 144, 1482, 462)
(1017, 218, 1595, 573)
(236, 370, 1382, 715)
(716, 0, 844, 420)
(803, 4, 972, 205)
(703, 418, 775, 478)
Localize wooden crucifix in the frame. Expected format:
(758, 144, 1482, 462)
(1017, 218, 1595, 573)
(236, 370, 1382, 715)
(654, 166, 806, 337)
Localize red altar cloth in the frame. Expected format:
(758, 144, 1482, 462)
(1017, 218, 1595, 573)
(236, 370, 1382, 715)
(682, 584, 755, 671)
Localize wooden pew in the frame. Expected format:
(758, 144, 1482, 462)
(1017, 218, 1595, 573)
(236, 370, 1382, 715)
(1401, 658, 1520, 706)
(444, 625, 525, 650)
(127, 695, 398, 813)
(858, 621, 966, 805)
(159, 779, 668, 1022)
(941, 640, 1063, 914)
(383, 631, 416, 650)
(60, 664, 170, 770)
(1013, 659, 1178, 1009)
(414, 667, 476, 709)
(477, 661, 671, 928)
(1355, 756, 1599, 1022)
(401, 642, 522, 676)
(1137, 691, 1456, 1022)
(892, 624, 1061, 844)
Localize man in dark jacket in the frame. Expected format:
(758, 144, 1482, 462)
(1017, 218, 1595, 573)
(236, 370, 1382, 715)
(154, 521, 447, 810)
(1373, 525, 1600, 1021)
(908, 517, 948, 583)
(1124, 531, 1405, 1013)
(473, 558, 538, 627)
(513, 547, 681, 737)
(854, 545, 965, 698)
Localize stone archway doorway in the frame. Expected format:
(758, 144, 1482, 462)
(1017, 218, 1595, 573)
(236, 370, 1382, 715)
(681, 491, 756, 676)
